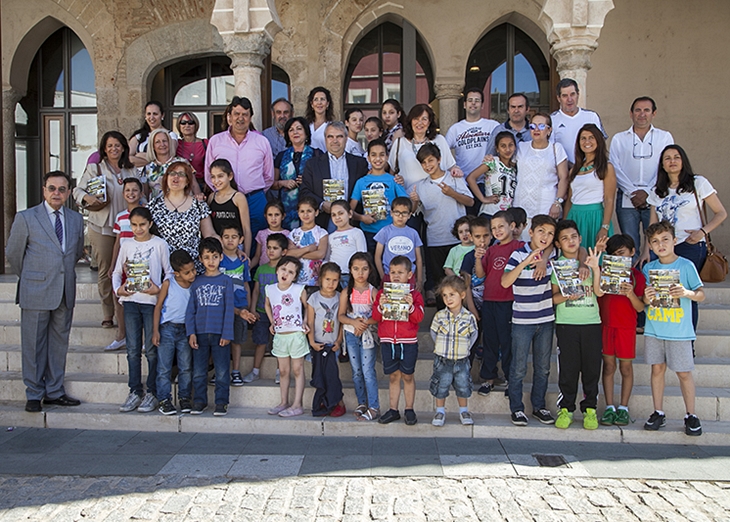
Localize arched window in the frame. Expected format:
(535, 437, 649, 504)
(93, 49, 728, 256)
(464, 23, 551, 121)
(15, 27, 97, 210)
(155, 56, 292, 136)
(344, 21, 434, 119)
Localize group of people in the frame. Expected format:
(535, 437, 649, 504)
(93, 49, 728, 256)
(9, 80, 726, 436)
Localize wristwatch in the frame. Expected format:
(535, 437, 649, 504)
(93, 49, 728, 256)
(554, 197, 564, 205)
(601, 224, 610, 230)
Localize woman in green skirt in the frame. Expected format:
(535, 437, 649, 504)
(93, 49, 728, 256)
(563, 123, 616, 248)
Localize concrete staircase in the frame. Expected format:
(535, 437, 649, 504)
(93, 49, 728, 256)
(2, 269, 730, 444)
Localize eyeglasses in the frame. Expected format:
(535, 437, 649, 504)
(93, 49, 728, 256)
(632, 129, 654, 159)
(391, 210, 410, 217)
(529, 123, 549, 131)
(168, 171, 188, 178)
(179, 120, 195, 126)
(45, 185, 68, 193)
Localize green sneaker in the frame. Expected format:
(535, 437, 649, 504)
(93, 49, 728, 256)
(614, 408, 630, 426)
(555, 408, 573, 429)
(600, 408, 617, 426)
(583, 408, 599, 430)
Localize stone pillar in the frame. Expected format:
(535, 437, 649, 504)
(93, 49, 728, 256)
(434, 82, 463, 134)
(2, 87, 21, 243)
(223, 32, 274, 131)
(551, 44, 594, 106)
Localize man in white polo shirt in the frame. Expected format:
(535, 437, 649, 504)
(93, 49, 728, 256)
(609, 96, 674, 263)
(551, 78, 607, 166)
(446, 87, 499, 214)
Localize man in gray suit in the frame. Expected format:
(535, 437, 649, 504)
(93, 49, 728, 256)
(6, 171, 84, 412)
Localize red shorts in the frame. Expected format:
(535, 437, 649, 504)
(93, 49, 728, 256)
(602, 326, 636, 360)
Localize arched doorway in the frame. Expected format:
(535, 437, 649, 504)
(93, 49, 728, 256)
(15, 27, 97, 210)
(343, 21, 434, 120)
(152, 56, 292, 137)
(463, 23, 551, 121)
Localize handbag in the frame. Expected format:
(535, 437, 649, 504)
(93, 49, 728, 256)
(83, 163, 110, 212)
(693, 191, 728, 282)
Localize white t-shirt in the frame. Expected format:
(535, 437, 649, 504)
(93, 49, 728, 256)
(647, 175, 716, 245)
(111, 235, 172, 306)
(328, 227, 367, 273)
(388, 134, 456, 190)
(345, 137, 366, 157)
(290, 225, 329, 285)
(414, 171, 472, 246)
(445, 118, 500, 177)
(570, 170, 604, 205)
(481, 159, 517, 216)
(513, 141, 568, 217)
(551, 108, 605, 164)
(309, 122, 330, 153)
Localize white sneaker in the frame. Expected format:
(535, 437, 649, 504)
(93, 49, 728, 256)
(104, 338, 126, 351)
(459, 411, 474, 425)
(137, 392, 159, 413)
(120, 392, 142, 412)
(242, 370, 260, 383)
(432, 412, 445, 427)
(275, 369, 281, 384)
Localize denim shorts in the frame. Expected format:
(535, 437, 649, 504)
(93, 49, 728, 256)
(272, 331, 310, 359)
(252, 313, 271, 345)
(429, 354, 473, 399)
(381, 342, 418, 375)
(233, 315, 247, 345)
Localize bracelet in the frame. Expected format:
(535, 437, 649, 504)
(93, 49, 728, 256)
(701, 228, 707, 236)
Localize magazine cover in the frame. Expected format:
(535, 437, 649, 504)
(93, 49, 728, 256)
(382, 282, 411, 322)
(362, 188, 388, 221)
(648, 269, 681, 309)
(322, 179, 345, 202)
(125, 258, 151, 293)
(600, 254, 632, 294)
(551, 258, 586, 298)
(86, 175, 107, 203)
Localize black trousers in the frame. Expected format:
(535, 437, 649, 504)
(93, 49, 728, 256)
(310, 345, 343, 416)
(426, 244, 456, 308)
(480, 300, 513, 381)
(556, 323, 603, 413)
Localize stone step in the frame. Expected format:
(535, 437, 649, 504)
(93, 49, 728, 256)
(2, 343, 729, 388)
(3, 401, 729, 445)
(2, 371, 728, 421)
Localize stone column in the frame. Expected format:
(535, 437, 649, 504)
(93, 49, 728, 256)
(223, 32, 274, 131)
(434, 82, 463, 134)
(2, 87, 22, 242)
(551, 44, 595, 106)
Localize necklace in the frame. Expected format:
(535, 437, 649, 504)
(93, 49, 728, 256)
(579, 163, 595, 173)
(167, 194, 189, 213)
(411, 138, 428, 156)
(106, 160, 125, 185)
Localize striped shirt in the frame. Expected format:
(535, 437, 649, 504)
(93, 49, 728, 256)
(504, 244, 555, 325)
(430, 307, 479, 360)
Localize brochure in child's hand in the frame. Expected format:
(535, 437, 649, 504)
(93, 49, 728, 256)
(382, 282, 411, 321)
(648, 269, 681, 309)
(362, 189, 388, 221)
(551, 258, 586, 298)
(600, 255, 632, 294)
(86, 175, 107, 202)
(125, 258, 151, 293)
(322, 179, 345, 202)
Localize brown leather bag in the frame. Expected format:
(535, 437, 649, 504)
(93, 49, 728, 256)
(694, 191, 728, 282)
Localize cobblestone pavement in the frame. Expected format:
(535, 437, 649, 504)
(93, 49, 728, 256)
(1, 474, 730, 521)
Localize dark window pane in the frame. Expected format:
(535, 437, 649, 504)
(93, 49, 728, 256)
(170, 59, 208, 106)
(41, 29, 64, 108)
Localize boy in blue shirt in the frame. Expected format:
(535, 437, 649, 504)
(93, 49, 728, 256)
(186, 237, 235, 416)
(374, 197, 424, 291)
(642, 221, 704, 436)
(219, 224, 257, 386)
(350, 139, 409, 250)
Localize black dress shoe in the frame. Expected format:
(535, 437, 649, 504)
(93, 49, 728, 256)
(43, 395, 81, 406)
(25, 400, 42, 412)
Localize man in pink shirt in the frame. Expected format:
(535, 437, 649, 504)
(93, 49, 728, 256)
(205, 96, 274, 250)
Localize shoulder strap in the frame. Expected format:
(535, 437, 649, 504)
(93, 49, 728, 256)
(693, 190, 713, 246)
(394, 137, 401, 174)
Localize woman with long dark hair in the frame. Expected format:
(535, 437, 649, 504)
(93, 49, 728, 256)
(128, 101, 178, 168)
(381, 99, 405, 153)
(564, 123, 617, 248)
(305, 87, 335, 153)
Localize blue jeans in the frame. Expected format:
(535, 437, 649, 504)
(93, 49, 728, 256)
(615, 190, 652, 265)
(345, 331, 379, 409)
(246, 190, 268, 257)
(124, 301, 157, 397)
(508, 322, 554, 413)
(192, 333, 230, 406)
(156, 322, 192, 402)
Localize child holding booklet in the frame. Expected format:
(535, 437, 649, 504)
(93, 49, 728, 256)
(372, 255, 425, 425)
(327, 200, 367, 287)
(550, 220, 605, 430)
(350, 139, 409, 250)
(288, 196, 329, 289)
(642, 221, 704, 436)
(597, 234, 645, 426)
(466, 131, 517, 217)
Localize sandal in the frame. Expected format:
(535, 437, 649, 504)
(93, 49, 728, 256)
(101, 320, 115, 329)
(268, 403, 289, 415)
(354, 405, 368, 418)
(358, 407, 380, 421)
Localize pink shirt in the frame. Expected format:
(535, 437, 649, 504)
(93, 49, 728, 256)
(205, 129, 274, 193)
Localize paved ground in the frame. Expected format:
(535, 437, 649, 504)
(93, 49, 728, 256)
(1, 428, 730, 521)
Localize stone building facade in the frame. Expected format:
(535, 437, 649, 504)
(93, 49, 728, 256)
(2, 0, 728, 247)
